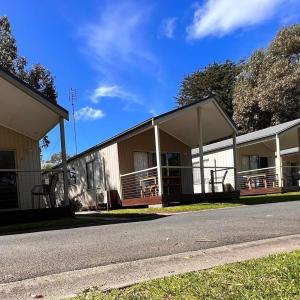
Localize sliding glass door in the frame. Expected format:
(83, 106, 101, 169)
(0, 150, 18, 209)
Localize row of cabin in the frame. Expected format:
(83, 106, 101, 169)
(1, 65, 299, 212)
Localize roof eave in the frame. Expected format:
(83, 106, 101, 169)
(0, 67, 69, 120)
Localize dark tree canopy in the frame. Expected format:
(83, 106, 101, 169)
(176, 60, 242, 118)
(0, 16, 58, 147)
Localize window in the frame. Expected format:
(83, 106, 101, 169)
(0, 151, 15, 169)
(133, 152, 149, 171)
(86, 159, 104, 190)
(86, 161, 94, 189)
(242, 155, 270, 171)
(68, 168, 76, 185)
(165, 153, 181, 176)
(147, 152, 181, 175)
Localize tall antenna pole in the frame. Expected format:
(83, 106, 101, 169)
(69, 88, 78, 155)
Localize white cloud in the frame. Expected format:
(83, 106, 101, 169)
(90, 83, 143, 111)
(187, 0, 285, 39)
(90, 84, 137, 103)
(79, 1, 159, 77)
(74, 106, 104, 121)
(161, 18, 177, 39)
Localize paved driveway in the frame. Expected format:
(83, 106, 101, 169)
(1, 201, 300, 284)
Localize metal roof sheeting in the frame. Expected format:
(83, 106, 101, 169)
(195, 118, 300, 155)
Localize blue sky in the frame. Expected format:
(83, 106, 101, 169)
(1, 0, 299, 160)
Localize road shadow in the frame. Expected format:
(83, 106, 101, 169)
(0, 213, 167, 236)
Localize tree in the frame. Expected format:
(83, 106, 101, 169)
(176, 60, 242, 118)
(42, 152, 70, 171)
(233, 24, 300, 133)
(0, 16, 58, 146)
(0, 16, 17, 71)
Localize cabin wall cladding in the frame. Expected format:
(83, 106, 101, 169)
(202, 148, 235, 190)
(64, 142, 121, 208)
(0, 124, 41, 209)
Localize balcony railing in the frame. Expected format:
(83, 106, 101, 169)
(0, 169, 68, 210)
(120, 165, 236, 200)
(238, 165, 300, 191)
(238, 167, 278, 190)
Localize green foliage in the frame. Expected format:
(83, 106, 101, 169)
(0, 16, 17, 71)
(233, 24, 300, 132)
(71, 251, 300, 300)
(42, 152, 70, 170)
(0, 15, 58, 147)
(176, 60, 243, 118)
(26, 63, 57, 103)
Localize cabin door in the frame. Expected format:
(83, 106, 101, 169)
(0, 150, 18, 209)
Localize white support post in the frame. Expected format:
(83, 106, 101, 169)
(197, 107, 205, 193)
(232, 133, 238, 190)
(154, 124, 163, 196)
(59, 117, 69, 206)
(275, 134, 282, 187)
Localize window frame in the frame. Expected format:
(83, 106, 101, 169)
(86, 160, 95, 190)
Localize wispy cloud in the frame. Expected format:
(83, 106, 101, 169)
(187, 0, 285, 39)
(160, 17, 177, 39)
(90, 84, 137, 103)
(74, 106, 104, 121)
(79, 1, 160, 78)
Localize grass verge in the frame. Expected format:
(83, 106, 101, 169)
(105, 192, 300, 215)
(70, 250, 300, 300)
(237, 192, 300, 205)
(105, 202, 240, 215)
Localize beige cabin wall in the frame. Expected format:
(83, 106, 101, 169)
(202, 143, 275, 170)
(0, 124, 41, 210)
(66, 143, 121, 208)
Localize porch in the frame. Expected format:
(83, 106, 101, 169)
(120, 165, 239, 207)
(238, 165, 300, 196)
(237, 123, 300, 196)
(118, 98, 239, 207)
(0, 67, 69, 212)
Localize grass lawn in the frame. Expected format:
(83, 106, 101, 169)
(238, 191, 300, 205)
(105, 192, 300, 215)
(105, 202, 240, 215)
(70, 250, 300, 300)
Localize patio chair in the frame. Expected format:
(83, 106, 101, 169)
(209, 170, 228, 192)
(31, 173, 59, 208)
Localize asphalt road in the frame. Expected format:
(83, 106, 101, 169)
(1, 201, 300, 284)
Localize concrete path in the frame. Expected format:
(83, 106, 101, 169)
(1, 234, 300, 300)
